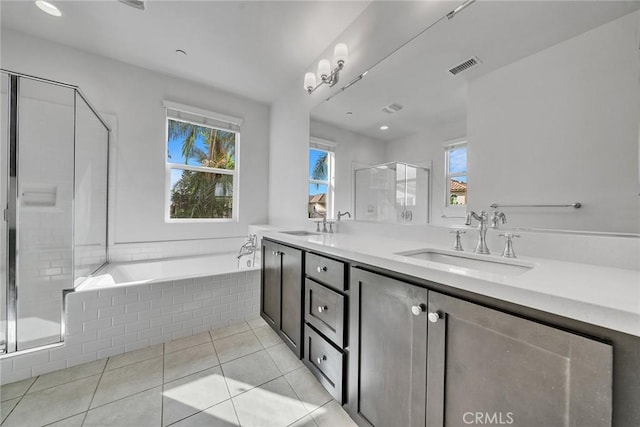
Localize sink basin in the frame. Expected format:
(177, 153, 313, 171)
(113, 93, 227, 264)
(281, 230, 320, 236)
(395, 249, 533, 276)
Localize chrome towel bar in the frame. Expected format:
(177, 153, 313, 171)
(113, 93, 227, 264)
(490, 203, 582, 209)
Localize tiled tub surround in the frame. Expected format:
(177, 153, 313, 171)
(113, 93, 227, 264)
(0, 320, 356, 427)
(1, 254, 261, 384)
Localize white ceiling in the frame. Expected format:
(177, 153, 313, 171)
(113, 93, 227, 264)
(0, 0, 371, 103)
(311, 1, 640, 142)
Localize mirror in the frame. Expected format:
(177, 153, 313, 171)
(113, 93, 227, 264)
(310, 1, 640, 234)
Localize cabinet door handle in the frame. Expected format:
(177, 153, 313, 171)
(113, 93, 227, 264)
(316, 355, 327, 364)
(411, 304, 425, 316)
(428, 311, 442, 323)
(272, 250, 277, 255)
(317, 305, 328, 313)
(316, 266, 327, 273)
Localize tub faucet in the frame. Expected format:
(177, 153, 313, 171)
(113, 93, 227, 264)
(237, 234, 257, 259)
(337, 211, 351, 221)
(465, 210, 490, 254)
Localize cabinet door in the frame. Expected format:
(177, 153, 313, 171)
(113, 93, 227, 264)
(261, 241, 281, 328)
(426, 291, 613, 427)
(349, 268, 428, 427)
(280, 245, 303, 357)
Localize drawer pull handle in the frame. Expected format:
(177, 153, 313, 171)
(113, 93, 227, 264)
(317, 355, 327, 364)
(411, 305, 424, 316)
(317, 305, 328, 313)
(428, 311, 442, 323)
(316, 266, 327, 273)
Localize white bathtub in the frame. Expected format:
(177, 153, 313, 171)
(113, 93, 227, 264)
(77, 251, 261, 291)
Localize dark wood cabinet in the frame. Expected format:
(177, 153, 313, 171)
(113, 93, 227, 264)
(426, 291, 613, 427)
(261, 239, 303, 357)
(348, 267, 614, 427)
(348, 267, 429, 427)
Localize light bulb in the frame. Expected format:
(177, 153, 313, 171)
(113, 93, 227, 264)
(317, 59, 331, 79)
(304, 73, 317, 91)
(35, 0, 62, 16)
(333, 43, 348, 66)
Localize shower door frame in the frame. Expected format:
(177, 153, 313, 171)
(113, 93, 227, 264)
(1, 69, 110, 355)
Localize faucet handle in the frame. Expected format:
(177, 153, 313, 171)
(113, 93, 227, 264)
(490, 211, 507, 228)
(498, 233, 520, 258)
(450, 229, 466, 251)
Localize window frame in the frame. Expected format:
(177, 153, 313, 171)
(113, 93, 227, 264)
(164, 103, 241, 223)
(308, 137, 336, 220)
(444, 139, 468, 213)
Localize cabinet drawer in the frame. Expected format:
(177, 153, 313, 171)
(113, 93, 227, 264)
(304, 324, 344, 403)
(306, 252, 346, 291)
(305, 279, 345, 347)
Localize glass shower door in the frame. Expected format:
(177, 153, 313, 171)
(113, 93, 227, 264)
(1, 73, 8, 352)
(15, 78, 75, 350)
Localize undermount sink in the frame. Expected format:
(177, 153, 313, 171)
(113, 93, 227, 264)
(280, 230, 320, 236)
(395, 249, 534, 276)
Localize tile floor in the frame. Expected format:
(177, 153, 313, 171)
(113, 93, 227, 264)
(0, 318, 357, 427)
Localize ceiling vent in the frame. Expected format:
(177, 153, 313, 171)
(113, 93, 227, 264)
(119, 0, 145, 10)
(449, 56, 481, 76)
(382, 103, 404, 114)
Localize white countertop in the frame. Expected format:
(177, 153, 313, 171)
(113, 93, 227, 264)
(260, 229, 640, 337)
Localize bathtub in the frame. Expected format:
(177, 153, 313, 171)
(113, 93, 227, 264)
(77, 251, 260, 291)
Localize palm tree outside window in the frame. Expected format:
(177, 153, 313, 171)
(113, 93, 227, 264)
(165, 103, 241, 220)
(308, 138, 335, 219)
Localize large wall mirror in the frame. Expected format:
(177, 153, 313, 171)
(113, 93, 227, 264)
(310, 1, 640, 234)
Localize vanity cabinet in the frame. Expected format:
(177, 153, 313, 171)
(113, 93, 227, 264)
(261, 239, 303, 357)
(349, 267, 613, 427)
(302, 252, 349, 403)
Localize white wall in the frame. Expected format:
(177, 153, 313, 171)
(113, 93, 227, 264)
(1, 29, 270, 247)
(310, 119, 386, 216)
(468, 11, 640, 233)
(268, 1, 454, 227)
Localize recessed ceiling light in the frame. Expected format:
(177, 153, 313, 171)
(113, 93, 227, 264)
(380, 125, 389, 130)
(35, 1, 62, 17)
(175, 49, 187, 56)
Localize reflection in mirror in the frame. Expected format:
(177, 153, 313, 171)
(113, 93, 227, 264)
(310, 1, 640, 234)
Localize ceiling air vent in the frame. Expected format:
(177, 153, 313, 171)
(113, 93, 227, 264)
(119, 0, 145, 10)
(449, 56, 481, 76)
(382, 103, 404, 114)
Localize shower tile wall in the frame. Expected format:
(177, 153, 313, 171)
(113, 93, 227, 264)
(1, 270, 260, 384)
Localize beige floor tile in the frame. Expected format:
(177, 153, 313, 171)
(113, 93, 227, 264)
(210, 322, 250, 341)
(162, 366, 230, 426)
(0, 397, 20, 423)
(285, 367, 332, 412)
(0, 376, 36, 401)
(164, 342, 219, 383)
(253, 325, 284, 348)
(289, 414, 319, 427)
(213, 330, 263, 363)
(2, 374, 100, 427)
(106, 343, 164, 371)
(232, 377, 308, 427)
(91, 356, 163, 408)
(310, 401, 357, 427)
(221, 350, 281, 396)
(247, 317, 268, 330)
(84, 387, 162, 427)
(168, 400, 239, 427)
(165, 332, 212, 354)
(267, 343, 304, 375)
(44, 413, 86, 426)
(29, 359, 106, 393)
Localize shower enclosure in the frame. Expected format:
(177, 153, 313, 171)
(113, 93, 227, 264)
(354, 162, 430, 224)
(1, 71, 109, 354)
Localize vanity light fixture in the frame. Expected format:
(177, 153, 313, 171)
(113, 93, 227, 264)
(35, 1, 62, 17)
(380, 125, 390, 130)
(304, 43, 349, 94)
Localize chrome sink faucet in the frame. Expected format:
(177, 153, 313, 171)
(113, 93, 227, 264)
(465, 210, 491, 254)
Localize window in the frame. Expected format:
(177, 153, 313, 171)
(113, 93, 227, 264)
(445, 141, 467, 207)
(164, 102, 241, 220)
(308, 138, 335, 219)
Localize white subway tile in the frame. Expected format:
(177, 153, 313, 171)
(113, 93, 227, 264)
(138, 308, 163, 321)
(124, 340, 150, 353)
(98, 305, 125, 319)
(138, 327, 162, 340)
(112, 313, 138, 325)
(125, 300, 150, 314)
(13, 351, 50, 372)
(183, 301, 203, 312)
(82, 338, 112, 354)
(125, 320, 150, 334)
(98, 346, 124, 360)
(98, 325, 126, 339)
(31, 359, 66, 376)
(84, 317, 112, 332)
(112, 332, 138, 347)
